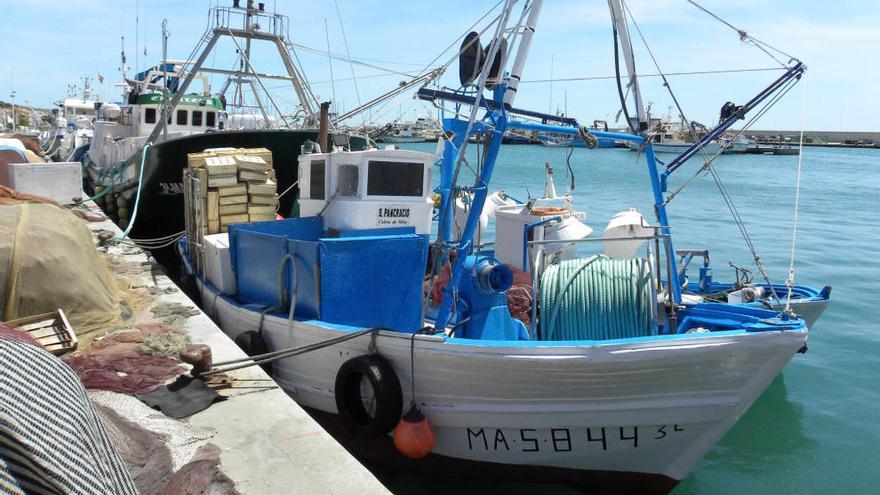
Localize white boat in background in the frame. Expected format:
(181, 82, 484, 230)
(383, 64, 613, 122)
(626, 114, 739, 155)
(379, 123, 427, 143)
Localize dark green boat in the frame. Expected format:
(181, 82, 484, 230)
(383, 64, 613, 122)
(86, 129, 369, 267)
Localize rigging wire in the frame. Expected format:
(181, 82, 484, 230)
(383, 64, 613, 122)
(290, 43, 420, 78)
(332, 0, 366, 130)
(520, 66, 785, 84)
(664, 75, 799, 202)
(324, 19, 338, 119)
(414, 0, 506, 76)
(224, 28, 293, 128)
(685, 0, 797, 65)
(621, 0, 793, 306)
(785, 76, 808, 311)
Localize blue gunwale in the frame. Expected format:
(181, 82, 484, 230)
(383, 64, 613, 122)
(181, 239, 806, 351)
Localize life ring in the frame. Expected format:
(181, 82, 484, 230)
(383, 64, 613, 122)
(530, 206, 569, 216)
(334, 355, 403, 438)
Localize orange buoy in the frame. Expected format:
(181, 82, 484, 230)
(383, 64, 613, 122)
(393, 403, 436, 459)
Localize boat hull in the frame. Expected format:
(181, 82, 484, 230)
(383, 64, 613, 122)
(184, 251, 807, 491)
(685, 282, 831, 328)
(84, 129, 368, 263)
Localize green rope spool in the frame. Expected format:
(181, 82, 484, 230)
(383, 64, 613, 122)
(540, 256, 656, 341)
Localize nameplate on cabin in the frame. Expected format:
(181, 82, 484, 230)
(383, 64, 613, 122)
(376, 206, 412, 226)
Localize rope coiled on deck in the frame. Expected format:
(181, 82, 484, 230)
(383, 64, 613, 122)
(540, 256, 656, 341)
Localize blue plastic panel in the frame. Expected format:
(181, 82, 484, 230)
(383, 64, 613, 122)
(229, 216, 323, 308)
(318, 234, 428, 332)
(286, 239, 320, 319)
(234, 231, 288, 308)
(229, 217, 323, 272)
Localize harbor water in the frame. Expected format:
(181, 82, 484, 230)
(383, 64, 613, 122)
(378, 143, 880, 494)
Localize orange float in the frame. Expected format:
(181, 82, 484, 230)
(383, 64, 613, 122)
(393, 403, 436, 459)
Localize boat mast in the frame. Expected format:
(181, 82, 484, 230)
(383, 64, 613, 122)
(607, 0, 647, 131)
(608, 0, 682, 306)
(140, 1, 320, 148)
(503, 0, 542, 108)
(433, 0, 543, 330)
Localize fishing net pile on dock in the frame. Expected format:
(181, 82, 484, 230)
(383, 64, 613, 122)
(0, 202, 122, 329)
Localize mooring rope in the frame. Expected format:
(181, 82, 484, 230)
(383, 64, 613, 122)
(198, 328, 378, 377)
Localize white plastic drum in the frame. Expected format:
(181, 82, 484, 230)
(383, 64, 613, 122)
(602, 208, 652, 258)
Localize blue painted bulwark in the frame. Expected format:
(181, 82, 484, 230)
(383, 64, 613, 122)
(229, 218, 428, 330)
(319, 234, 428, 332)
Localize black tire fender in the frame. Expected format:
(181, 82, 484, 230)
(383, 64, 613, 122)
(334, 355, 403, 438)
(234, 330, 272, 375)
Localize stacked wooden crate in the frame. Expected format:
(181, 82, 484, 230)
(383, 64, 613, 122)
(183, 147, 279, 272)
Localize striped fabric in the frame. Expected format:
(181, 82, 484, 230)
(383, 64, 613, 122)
(0, 338, 139, 495)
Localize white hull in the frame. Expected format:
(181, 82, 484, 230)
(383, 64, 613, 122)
(190, 265, 806, 486)
(628, 141, 723, 155)
(380, 135, 426, 143)
(769, 298, 829, 328)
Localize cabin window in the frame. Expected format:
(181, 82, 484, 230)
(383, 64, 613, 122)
(144, 108, 157, 124)
(192, 111, 203, 126)
(336, 165, 359, 196)
(176, 110, 188, 125)
(367, 161, 424, 197)
(309, 160, 325, 200)
(206, 111, 216, 127)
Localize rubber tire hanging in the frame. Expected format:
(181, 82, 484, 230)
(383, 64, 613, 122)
(334, 355, 403, 438)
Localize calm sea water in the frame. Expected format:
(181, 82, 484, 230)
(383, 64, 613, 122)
(382, 142, 880, 494)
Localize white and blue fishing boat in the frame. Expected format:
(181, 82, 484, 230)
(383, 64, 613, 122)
(180, 1, 823, 492)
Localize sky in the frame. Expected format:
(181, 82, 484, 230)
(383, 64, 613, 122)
(1, 0, 878, 132)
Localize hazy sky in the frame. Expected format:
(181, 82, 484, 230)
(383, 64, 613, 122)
(2, 0, 877, 131)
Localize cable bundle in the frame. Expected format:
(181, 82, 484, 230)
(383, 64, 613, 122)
(540, 256, 655, 341)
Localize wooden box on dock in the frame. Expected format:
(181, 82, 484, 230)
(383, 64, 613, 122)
(247, 181, 276, 196)
(187, 151, 216, 169)
(239, 147, 273, 167)
(248, 194, 278, 206)
(219, 194, 247, 206)
(204, 155, 238, 175)
(217, 184, 247, 197)
(234, 154, 270, 172)
(220, 213, 249, 226)
(207, 190, 219, 222)
(208, 174, 238, 188)
(220, 203, 248, 215)
(248, 204, 276, 216)
(239, 170, 268, 183)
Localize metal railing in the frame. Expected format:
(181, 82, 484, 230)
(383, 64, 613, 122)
(525, 224, 680, 336)
(209, 4, 290, 40)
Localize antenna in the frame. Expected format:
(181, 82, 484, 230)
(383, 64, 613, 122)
(548, 53, 554, 114)
(135, 0, 139, 76)
(120, 36, 128, 80)
(324, 18, 337, 117)
(161, 18, 169, 142)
